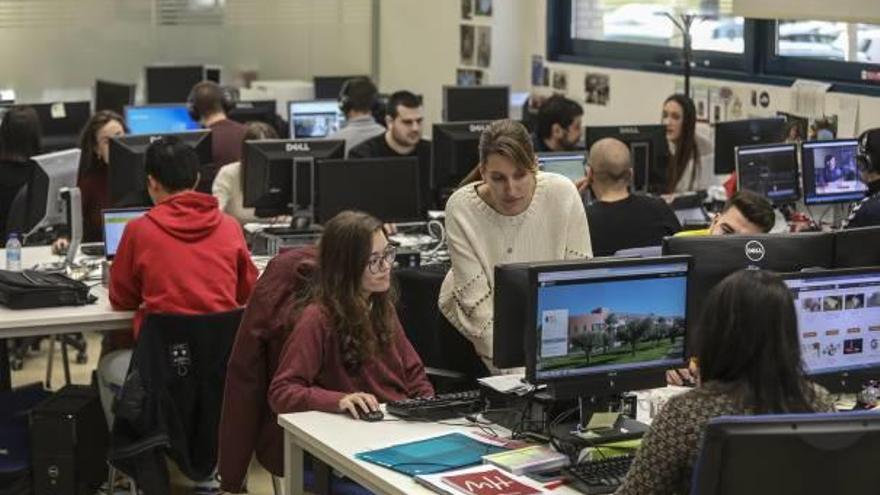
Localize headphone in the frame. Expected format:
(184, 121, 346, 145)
(857, 129, 879, 174)
(338, 77, 379, 115)
(187, 81, 236, 122)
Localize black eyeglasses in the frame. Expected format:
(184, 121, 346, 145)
(368, 246, 397, 274)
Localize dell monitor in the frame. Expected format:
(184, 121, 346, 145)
(735, 143, 800, 205)
(288, 100, 344, 138)
(714, 118, 786, 174)
(536, 152, 586, 183)
(102, 207, 149, 260)
(584, 125, 668, 193)
(241, 139, 345, 216)
(833, 226, 880, 268)
(108, 130, 212, 206)
(442, 85, 510, 122)
(31, 101, 92, 152)
(19, 149, 81, 236)
(125, 105, 200, 135)
(313, 75, 367, 100)
(431, 121, 489, 191)
(314, 157, 422, 224)
(95, 80, 135, 115)
(145, 65, 209, 104)
(781, 267, 880, 393)
(662, 232, 834, 355)
(520, 256, 692, 399)
(801, 139, 866, 204)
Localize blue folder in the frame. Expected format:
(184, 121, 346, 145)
(354, 432, 508, 476)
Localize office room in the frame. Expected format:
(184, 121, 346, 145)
(2, 0, 880, 494)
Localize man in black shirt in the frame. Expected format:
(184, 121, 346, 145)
(583, 138, 681, 256)
(532, 95, 583, 153)
(349, 90, 432, 209)
(844, 128, 880, 229)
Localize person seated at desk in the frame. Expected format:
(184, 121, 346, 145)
(268, 210, 434, 419)
(843, 128, 880, 229)
(189, 81, 246, 170)
(212, 121, 279, 225)
(616, 270, 834, 495)
(439, 119, 592, 372)
(581, 137, 681, 256)
(327, 77, 385, 156)
(532, 94, 583, 153)
(675, 190, 774, 237)
(0, 105, 41, 238)
(662, 94, 715, 194)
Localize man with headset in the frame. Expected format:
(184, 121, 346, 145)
(844, 128, 880, 228)
(327, 77, 385, 156)
(189, 81, 246, 170)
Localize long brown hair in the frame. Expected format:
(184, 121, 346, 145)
(315, 210, 398, 372)
(239, 121, 278, 191)
(78, 110, 127, 178)
(664, 94, 699, 193)
(459, 119, 538, 186)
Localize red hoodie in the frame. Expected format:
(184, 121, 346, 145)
(109, 191, 258, 338)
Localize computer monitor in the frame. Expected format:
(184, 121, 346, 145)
(125, 105, 200, 135)
(536, 152, 586, 183)
(241, 139, 345, 215)
(692, 412, 880, 495)
(102, 207, 149, 260)
(442, 85, 510, 122)
(95, 80, 135, 116)
(288, 100, 344, 138)
(801, 139, 866, 204)
(108, 130, 212, 206)
(662, 232, 834, 355)
(781, 267, 880, 393)
(145, 65, 207, 104)
(30, 102, 92, 152)
(833, 226, 880, 268)
(314, 157, 422, 224)
(431, 121, 489, 191)
(520, 256, 692, 398)
(313, 75, 367, 100)
(714, 118, 786, 174)
(21, 149, 81, 236)
(584, 125, 668, 193)
(735, 143, 800, 205)
(229, 99, 278, 126)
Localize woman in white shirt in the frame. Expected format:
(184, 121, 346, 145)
(662, 94, 716, 193)
(438, 119, 592, 371)
(212, 121, 277, 224)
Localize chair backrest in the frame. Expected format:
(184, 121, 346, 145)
(691, 411, 880, 495)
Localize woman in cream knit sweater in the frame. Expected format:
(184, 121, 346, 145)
(439, 119, 592, 371)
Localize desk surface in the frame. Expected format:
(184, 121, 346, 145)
(0, 246, 134, 338)
(278, 410, 581, 495)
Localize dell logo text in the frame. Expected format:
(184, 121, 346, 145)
(286, 142, 310, 153)
(744, 240, 766, 262)
(468, 124, 489, 133)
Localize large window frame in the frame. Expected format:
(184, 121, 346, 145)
(548, 0, 880, 96)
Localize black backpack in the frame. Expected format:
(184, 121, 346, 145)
(0, 270, 96, 309)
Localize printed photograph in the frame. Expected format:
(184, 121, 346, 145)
(460, 25, 475, 66)
(461, 0, 472, 20)
(476, 26, 492, 68)
(584, 73, 609, 106)
(475, 0, 492, 16)
(456, 68, 483, 86)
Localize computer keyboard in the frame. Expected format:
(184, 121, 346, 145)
(418, 261, 451, 274)
(386, 390, 483, 421)
(563, 453, 635, 494)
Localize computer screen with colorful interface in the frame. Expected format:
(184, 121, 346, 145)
(288, 100, 344, 138)
(801, 140, 867, 204)
(102, 208, 149, 259)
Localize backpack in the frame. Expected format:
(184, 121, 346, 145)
(0, 270, 96, 310)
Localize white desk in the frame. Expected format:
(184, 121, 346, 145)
(278, 410, 581, 495)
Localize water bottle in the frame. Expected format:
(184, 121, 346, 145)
(6, 233, 21, 271)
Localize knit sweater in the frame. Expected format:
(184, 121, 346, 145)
(439, 172, 592, 367)
(615, 381, 835, 495)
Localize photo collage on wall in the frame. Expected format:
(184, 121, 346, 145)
(458, 0, 492, 86)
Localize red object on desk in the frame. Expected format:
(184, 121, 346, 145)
(443, 468, 541, 495)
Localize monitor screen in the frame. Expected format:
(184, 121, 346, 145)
(315, 157, 422, 223)
(102, 208, 149, 259)
(288, 100, 344, 138)
(735, 143, 800, 204)
(801, 139, 866, 204)
(714, 118, 786, 175)
(145, 65, 205, 104)
(95, 80, 135, 116)
(537, 152, 585, 183)
(833, 226, 880, 268)
(125, 105, 200, 135)
(443, 85, 510, 122)
(782, 268, 880, 378)
(528, 258, 690, 385)
(431, 121, 489, 191)
(584, 125, 667, 193)
(313, 75, 366, 100)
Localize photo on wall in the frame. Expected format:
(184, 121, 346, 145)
(456, 68, 484, 86)
(460, 25, 475, 66)
(531, 55, 545, 86)
(552, 70, 568, 91)
(461, 0, 472, 20)
(475, 0, 492, 16)
(476, 25, 492, 68)
(584, 72, 609, 106)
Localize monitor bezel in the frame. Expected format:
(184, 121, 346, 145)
(734, 142, 801, 205)
(800, 138, 865, 205)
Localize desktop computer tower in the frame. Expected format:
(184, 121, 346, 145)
(30, 385, 108, 495)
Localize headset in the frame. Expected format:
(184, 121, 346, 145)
(187, 81, 236, 122)
(857, 128, 880, 174)
(338, 77, 379, 115)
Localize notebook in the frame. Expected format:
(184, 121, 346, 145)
(355, 432, 509, 476)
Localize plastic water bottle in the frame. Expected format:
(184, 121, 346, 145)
(5, 233, 21, 271)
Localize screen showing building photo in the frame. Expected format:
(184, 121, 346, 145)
(535, 263, 688, 380)
(786, 271, 880, 375)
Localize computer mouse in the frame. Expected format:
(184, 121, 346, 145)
(361, 410, 385, 422)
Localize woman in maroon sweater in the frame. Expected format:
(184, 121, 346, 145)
(269, 210, 434, 419)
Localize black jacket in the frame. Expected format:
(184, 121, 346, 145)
(844, 179, 880, 229)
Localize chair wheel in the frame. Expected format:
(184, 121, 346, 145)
(76, 352, 88, 364)
(10, 357, 23, 371)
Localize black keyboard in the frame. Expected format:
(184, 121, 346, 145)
(418, 262, 450, 273)
(386, 390, 483, 421)
(563, 454, 635, 494)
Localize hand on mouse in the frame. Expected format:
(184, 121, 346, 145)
(51, 237, 70, 256)
(339, 392, 379, 419)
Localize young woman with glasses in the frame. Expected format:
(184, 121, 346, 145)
(269, 210, 434, 419)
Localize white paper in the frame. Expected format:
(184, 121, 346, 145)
(50, 102, 66, 119)
(790, 79, 831, 118)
